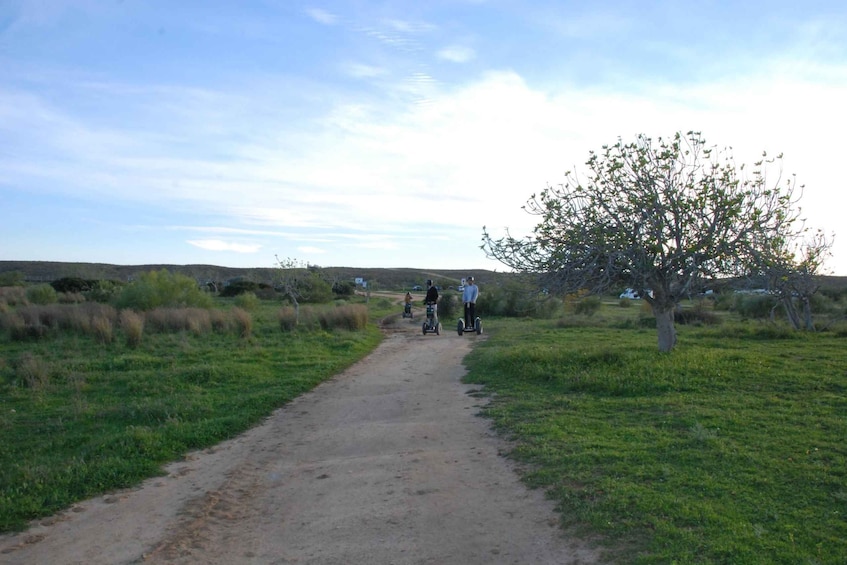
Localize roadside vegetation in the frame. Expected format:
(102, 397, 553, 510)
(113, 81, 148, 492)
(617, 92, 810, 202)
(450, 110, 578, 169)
(0, 270, 394, 533)
(462, 298, 847, 564)
(2, 266, 846, 563)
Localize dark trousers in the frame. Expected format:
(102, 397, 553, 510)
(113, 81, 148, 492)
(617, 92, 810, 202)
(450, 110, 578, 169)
(464, 302, 476, 327)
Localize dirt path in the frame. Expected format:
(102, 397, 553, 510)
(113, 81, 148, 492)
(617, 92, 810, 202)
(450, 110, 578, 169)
(0, 311, 601, 565)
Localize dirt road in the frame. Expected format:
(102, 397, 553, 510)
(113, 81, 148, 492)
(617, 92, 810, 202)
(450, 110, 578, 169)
(0, 312, 601, 564)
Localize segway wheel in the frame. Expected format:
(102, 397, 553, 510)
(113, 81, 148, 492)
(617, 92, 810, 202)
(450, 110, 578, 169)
(475, 318, 483, 335)
(457, 319, 464, 336)
(436, 323, 441, 335)
(422, 322, 427, 335)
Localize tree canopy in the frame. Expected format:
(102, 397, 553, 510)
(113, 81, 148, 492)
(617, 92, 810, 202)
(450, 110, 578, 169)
(482, 131, 822, 351)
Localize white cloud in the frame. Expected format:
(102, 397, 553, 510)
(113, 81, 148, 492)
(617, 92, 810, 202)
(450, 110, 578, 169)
(437, 45, 475, 63)
(187, 240, 262, 253)
(343, 62, 388, 78)
(305, 8, 338, 25)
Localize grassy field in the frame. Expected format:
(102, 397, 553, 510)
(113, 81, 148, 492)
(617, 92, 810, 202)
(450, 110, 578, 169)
(3, 288, 846, 563)
(0, 296, 396, 533)
(462, 311, 847, 564)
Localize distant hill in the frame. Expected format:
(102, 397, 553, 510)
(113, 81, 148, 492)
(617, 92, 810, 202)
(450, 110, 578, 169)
(4, 260, 845, 294)
(0, 261, 511, 291)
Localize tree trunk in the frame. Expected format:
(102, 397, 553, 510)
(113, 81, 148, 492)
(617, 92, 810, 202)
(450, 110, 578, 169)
(654, 306, 677, 352)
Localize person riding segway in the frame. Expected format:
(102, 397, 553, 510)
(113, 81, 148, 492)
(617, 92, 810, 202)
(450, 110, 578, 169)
(422, 280, 441, 335)
(458, 275, 482, 335)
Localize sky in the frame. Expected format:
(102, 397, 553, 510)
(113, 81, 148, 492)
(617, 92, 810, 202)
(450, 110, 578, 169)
(2, 1, 847, 274)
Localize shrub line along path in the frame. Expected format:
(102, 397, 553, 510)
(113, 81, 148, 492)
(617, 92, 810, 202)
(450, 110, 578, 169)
(0, 311, 600, 564)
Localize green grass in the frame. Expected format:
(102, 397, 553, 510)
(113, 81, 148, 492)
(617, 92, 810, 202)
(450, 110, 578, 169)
(0, 299, 388, 532)
(462, 317, 847, 564)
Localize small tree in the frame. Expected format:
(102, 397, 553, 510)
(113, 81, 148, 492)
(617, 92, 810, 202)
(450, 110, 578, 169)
(274, 256, 308, 324)
(754, 230, 833, 330)
(483, 131, 812, 352)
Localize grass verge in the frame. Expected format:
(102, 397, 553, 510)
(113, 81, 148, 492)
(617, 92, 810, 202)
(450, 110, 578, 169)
(463, 317, 847, 564)
(0, 300, 386, 533)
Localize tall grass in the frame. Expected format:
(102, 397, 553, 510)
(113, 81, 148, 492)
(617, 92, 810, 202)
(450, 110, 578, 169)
(0, 297, 384, 533)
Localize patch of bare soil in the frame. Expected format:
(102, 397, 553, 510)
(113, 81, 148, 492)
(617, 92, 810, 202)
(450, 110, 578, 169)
(0, 308, 602, 564)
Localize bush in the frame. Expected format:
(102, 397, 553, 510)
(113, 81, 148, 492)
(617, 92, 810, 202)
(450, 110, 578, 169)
(0, 287, 27, 306)
(332, 280, 356, 297)
(573, 296, 602, 316)
(220, 280, 260, 297)
(83, 280, 123, 303)
(674, 308, 722, 326)
(51, 277, 94, 293)
(116, 270, 212, 310)
(318, 305, 368, 331)
(26, 284, 58, 305)
(120, 310, 144, 348)
(14, 352, 51, 390)
(230, 307, 252, 338)
(0, 271, 25, 286)
(234, 291, 261, 312)
(735, 294, 778, 319)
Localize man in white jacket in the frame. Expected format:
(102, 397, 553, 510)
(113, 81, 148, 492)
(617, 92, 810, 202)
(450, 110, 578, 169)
(462, 276, 479, 328)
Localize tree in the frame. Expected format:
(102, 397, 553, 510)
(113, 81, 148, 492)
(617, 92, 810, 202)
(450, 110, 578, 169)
(274, 256, 308, 324)
(482, 131, 810, 352)
(754, 230, 832, 330)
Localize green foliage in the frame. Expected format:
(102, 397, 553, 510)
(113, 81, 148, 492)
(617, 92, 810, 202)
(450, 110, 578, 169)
(332, 280, 356, 297)
(0, 271, 25, 287)
(734, 294, 778, 319)
(50, 277, 94, 293)
(572, 295, 602, 316)
(115, 269, 213, 310)
(233, 291, 261, 312)
(220, 280, 263, 297)
(437, 292, 457, 320)
(301, 272, 333, 304)
(25, 284, 58, 305)
(463, 318, 847, 564)
(0, 299, 382, 532)
(83, 280, 123, 303)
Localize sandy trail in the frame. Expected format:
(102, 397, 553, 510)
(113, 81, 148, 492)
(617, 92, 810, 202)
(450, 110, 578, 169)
(0, 312, 600, 565)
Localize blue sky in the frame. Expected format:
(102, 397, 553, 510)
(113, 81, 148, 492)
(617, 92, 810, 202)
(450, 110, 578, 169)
(2, 1, 846, 274)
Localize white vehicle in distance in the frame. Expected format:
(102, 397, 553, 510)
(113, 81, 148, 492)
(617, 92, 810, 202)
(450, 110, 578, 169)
(619, 288, 653, 299)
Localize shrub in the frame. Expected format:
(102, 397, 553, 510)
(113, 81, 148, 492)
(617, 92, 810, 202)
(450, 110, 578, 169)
(0, 271, 25, 286)
(58, 291, 85, 304)
(116, 269, 212, 310)
(618, 298, 632, 308)
(51, 277, 94, 293)
(83, 280, 123, 303)
(278, 307, 298, 332)
(735, 294, 778, 319)
(332, 280, 356, 297)
(144, 307, 212, 334)
(230, 307, 252, 338)
(318, 305, 368, 331)
(91, 314, 113, 344)
(15, 352, 51, 390)
(209, 309, 230, 333)
(220, 280, 260, 297)
(26, 284, 58, 305)
(119, 309, 144, 348)
(573, 296, 602, 316)
(437, 293, 458, 320)
(234, 291, 261, 312)
(674, 308, 722, 326)
(0, 286, 27, 306)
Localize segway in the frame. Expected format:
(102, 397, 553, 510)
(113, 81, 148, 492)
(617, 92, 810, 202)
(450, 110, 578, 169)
(457, 303, 482, 336)
(422, 302, 441, 335)
(402, 302, 413, 319)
